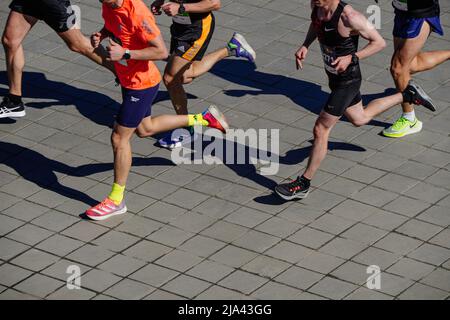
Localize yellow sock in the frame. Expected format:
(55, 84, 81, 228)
(108, 183, 125, 205)
(188, 114, 209, 127)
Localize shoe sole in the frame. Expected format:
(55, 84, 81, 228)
(208, 105, 229, 133)
(158, 132, 199, 150)
(87, 206, 128, 221)
(0, 111, 26, 118)
(233, 33, 256, 63)
(275, 189, 309, 201)
(409, 81, 437, 112)
(383, 120, 423, 138)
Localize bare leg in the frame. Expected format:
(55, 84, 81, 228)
(303, 112, 340, 180)
(345, 94, 404, 127)
(183, 48, 229, 83)
(391, 22, 431, 113)
(58, 28, 116, 74)
(111, 124, 136, 186)
(1, 11, 37, 96)
(410, 50, 450, 74)
(163, 55, 192, 115)
(136, 114, 189, 138)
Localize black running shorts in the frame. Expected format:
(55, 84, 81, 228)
(324, 80, 362, 117)
(170, 13, 215, 62)
(9, 0, 73, 33)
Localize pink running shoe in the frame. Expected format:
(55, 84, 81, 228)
(202, 105, 229, 133)
(86, 198, 127, 221)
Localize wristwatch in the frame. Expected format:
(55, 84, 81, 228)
(122, 49, 131, 60)
(351, 52, 359, 64)
(178, 2, 186, 14)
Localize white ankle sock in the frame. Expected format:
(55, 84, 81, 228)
(402, 111, 415, 122)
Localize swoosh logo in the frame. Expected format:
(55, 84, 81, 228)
(324, 27, 335, 32)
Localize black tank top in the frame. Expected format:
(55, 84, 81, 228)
(312, 1, 361, 86)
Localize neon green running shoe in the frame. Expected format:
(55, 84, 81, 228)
(383, 116, 422, 138)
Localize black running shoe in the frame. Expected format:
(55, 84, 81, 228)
(0, 96, 25, 118)
(404, 80, 437, 112)
(275, 176, 310, 201)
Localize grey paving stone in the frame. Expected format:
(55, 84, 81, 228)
(116, 216, 164, 238)
(195, 285, 248, 300)
(2, 200, 50, 222)
(47, 287, 97, 300)
(31, 211, 78, 232)
(7, 224, 54, 246)
(251, 281, 303, 300)
(430, 229, 450, 249)
(301, 189, 346, 211)
(224, 207, 271, 228)
(265, 241, 314, 264)
(398, 283, 448, 300)
(103, 279, 155, 300)
(0, 264, 33, 287)
(201, 220, 249, 243)
(416, 205, 450, 227)
(164, 188, 209, 210)
(377, 273, 415, 297)
(309, 214, 356, 236)
(363, 210, 409, 231)
(395, 160, 440, 180)
(0, 289, 40, 300)
(255, 216, 302, 238)
(13, 274, 63, 298)
(155, 250, 203, 273)
(143, 289, 185, 300)
(383, 196, 432, 218)
(0, 214, 24, 236)
(98, 254, 146, 277)
(140, 201, 187, 223)
(420, 268, 450, 292)
(179, 235, 226, 258)
(396, 219, 443, 241)
(123, 240, 172, 262)
(374, 233, 423, 256)
(62, 221, 109, 243)
(162, 275, 211, 299)
(232, 230, 280, 253)
(373, 173, 419, 194)
(242, 255, 291, 279)
(341, 164, 386, 184)
(36, 234, 84, 257)
(41, 259, 91, 283)
(297, 251, 345, 275)
(341, 223, 388, 245)
(320, 237, 367, 260)
(147, 225, 195, 247)
(388, 258, 436, 281)
(344, 287, 393, 300)
(219, 270, 268, 295)
(66, 244, 115, 267)
(170, 211, 216, 233)
(216, 184, 262, 205)
(407, 243, 450, 266)
(92, 230, 140, 253)
(187, 260, 235, 283)
(210, 245, 258, 268)
(405, 184, 449, 204)
(129, 263, 179, 288)
(81, 268, 122, 293)
(351, 186, 399, 207)
(194, 197, 240, 219)
(308, 276, 358, 300)
(288, 227, 334, 250)
(275, 266, 323, 290)
(11, 249, 59, 272)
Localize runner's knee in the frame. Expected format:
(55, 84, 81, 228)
(313, 120, 331, 139)
(111, 131, 129, 150)
(390, 56, 410, 80)
(351, 117, 369, 127)
(2, 33, 20, 52)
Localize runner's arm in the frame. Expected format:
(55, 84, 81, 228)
(129, 34, 168, 61)
(341, 5, 386, 60)
(302, 22, 317, 48)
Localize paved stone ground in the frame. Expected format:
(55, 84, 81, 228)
(0, 0, 449, 300)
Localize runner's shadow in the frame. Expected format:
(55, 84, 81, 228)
(210, 60, 395, 128)
(0, 141, 174, 207)
(0, 71, 196, 128)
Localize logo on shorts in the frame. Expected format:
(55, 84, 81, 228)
(131, 96, 140, 103)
